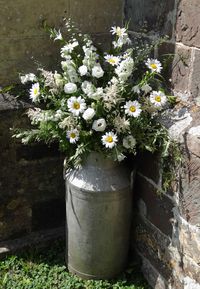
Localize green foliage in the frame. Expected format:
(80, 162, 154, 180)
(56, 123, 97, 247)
(0, 241, 151, 289)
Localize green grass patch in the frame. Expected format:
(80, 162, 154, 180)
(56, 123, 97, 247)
(0, 240, 151, 289)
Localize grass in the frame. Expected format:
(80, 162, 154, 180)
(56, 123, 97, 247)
(0, 240, 151, 289)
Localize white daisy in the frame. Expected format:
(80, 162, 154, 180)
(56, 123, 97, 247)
(92, 118, 106, 132)
(29, 83, 40, 102)
(104, 54, 120, 66)
(110, 26, 127, 37)
(123, 135, 136, 149)
(150, 91, 167, 107)
(102, 132, 118, 149)
(66, 129, 79, 144)
(145, 58, 162, 73)
(67, 96, 86, 116)
(124, 100, 142, 117)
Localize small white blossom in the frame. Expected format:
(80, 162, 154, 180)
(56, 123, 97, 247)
(82, 108, 95, 121)
(78, 65, 88, 76)
(92, 65, 104, 78)
(54, 109, 63, 121)
(132, 85, 140, 94)
(54, 30, 63, 41)
(29, 83, 40, 102)
(117, 153, 126, 162)
(54, 72, 64, 88)
(67, 96, 86, 116)
(150, 91, 167, 107)
(123, 135, 136, 149)
(61, 41, 79, 57)
(58, 116, 77, 129)
(92, 118, 106, 132)
(113, 115, 130, 133)
(102, 131, 118, 149)
(141, 84, 152, 94)
(104, 54, 120, 66)
(67, 129, 79, 143)
(110, 26, 127, 38)
(81, 81, 95, 96)
(90, 87, 104, 100)
(64, 83, 77, 94)
(20, 73, 36, 84)
(115, 57, 134, 81)
(146, 58, 162, 73)
(124, 100, 142, 117)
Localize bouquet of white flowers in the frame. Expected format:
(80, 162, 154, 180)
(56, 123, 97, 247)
(14, 19, 174, 168)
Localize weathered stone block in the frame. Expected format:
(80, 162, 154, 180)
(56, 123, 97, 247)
(180, 154, 200, 226)
(176, 0, 200, 48)
(171, 44, 192, 93)
(0, 0, 70, 37)
(0, 108, 65, 242)
(0, 198, 31, 241)
(0, 37, 61, 85)
(136, 152, 161, 184)
(133, 216, 172, 280)
(0, 0, 123, 85)
(135, 174, 174, 236)
(188, 49, 200, 101)
(125, 0, 176, 38)
(32, 198, 65, 231)
(70, 0, 123, 33)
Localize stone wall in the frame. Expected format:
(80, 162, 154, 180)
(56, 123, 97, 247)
(125, 0, 200, 288)
(0, 0, 123, 252)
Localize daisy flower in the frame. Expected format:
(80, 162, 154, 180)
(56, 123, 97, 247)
(102, 132, 118, 149)
(150, 91, 167, 107)
(29, 83, 40, 102)
(66, 129, 79, 143)
(110, 26, 127, 38)
(104, 55, 120, 66)
(145, 58, 162, 73)
(67, 96, 86, 116)
(124, 100, 142, 117)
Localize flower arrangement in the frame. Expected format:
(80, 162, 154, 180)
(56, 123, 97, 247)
(14, 19, 175, 168)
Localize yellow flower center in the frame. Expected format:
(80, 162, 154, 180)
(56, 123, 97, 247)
(116, 28, 122, 37)
(73, 101, 80, 110)
(155, 95, 161, 102)
(108, 58, 116, 64)
(129, 106, 136, 112)
(106, 136, 113, 143)
(150, 63, 157, 70)
(33, 88, 38, 95)
(70, 132, 76, 139)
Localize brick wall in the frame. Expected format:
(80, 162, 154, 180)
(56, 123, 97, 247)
(125, 0, 200, 288)
(0, 0, 123, 252)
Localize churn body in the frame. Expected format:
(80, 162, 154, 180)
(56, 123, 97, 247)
(65, 152, 132, 279)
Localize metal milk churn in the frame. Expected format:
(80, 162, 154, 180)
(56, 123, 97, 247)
(65, 152, 133, 279)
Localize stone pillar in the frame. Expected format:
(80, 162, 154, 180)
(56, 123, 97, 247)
(125, 0, 200, 288)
